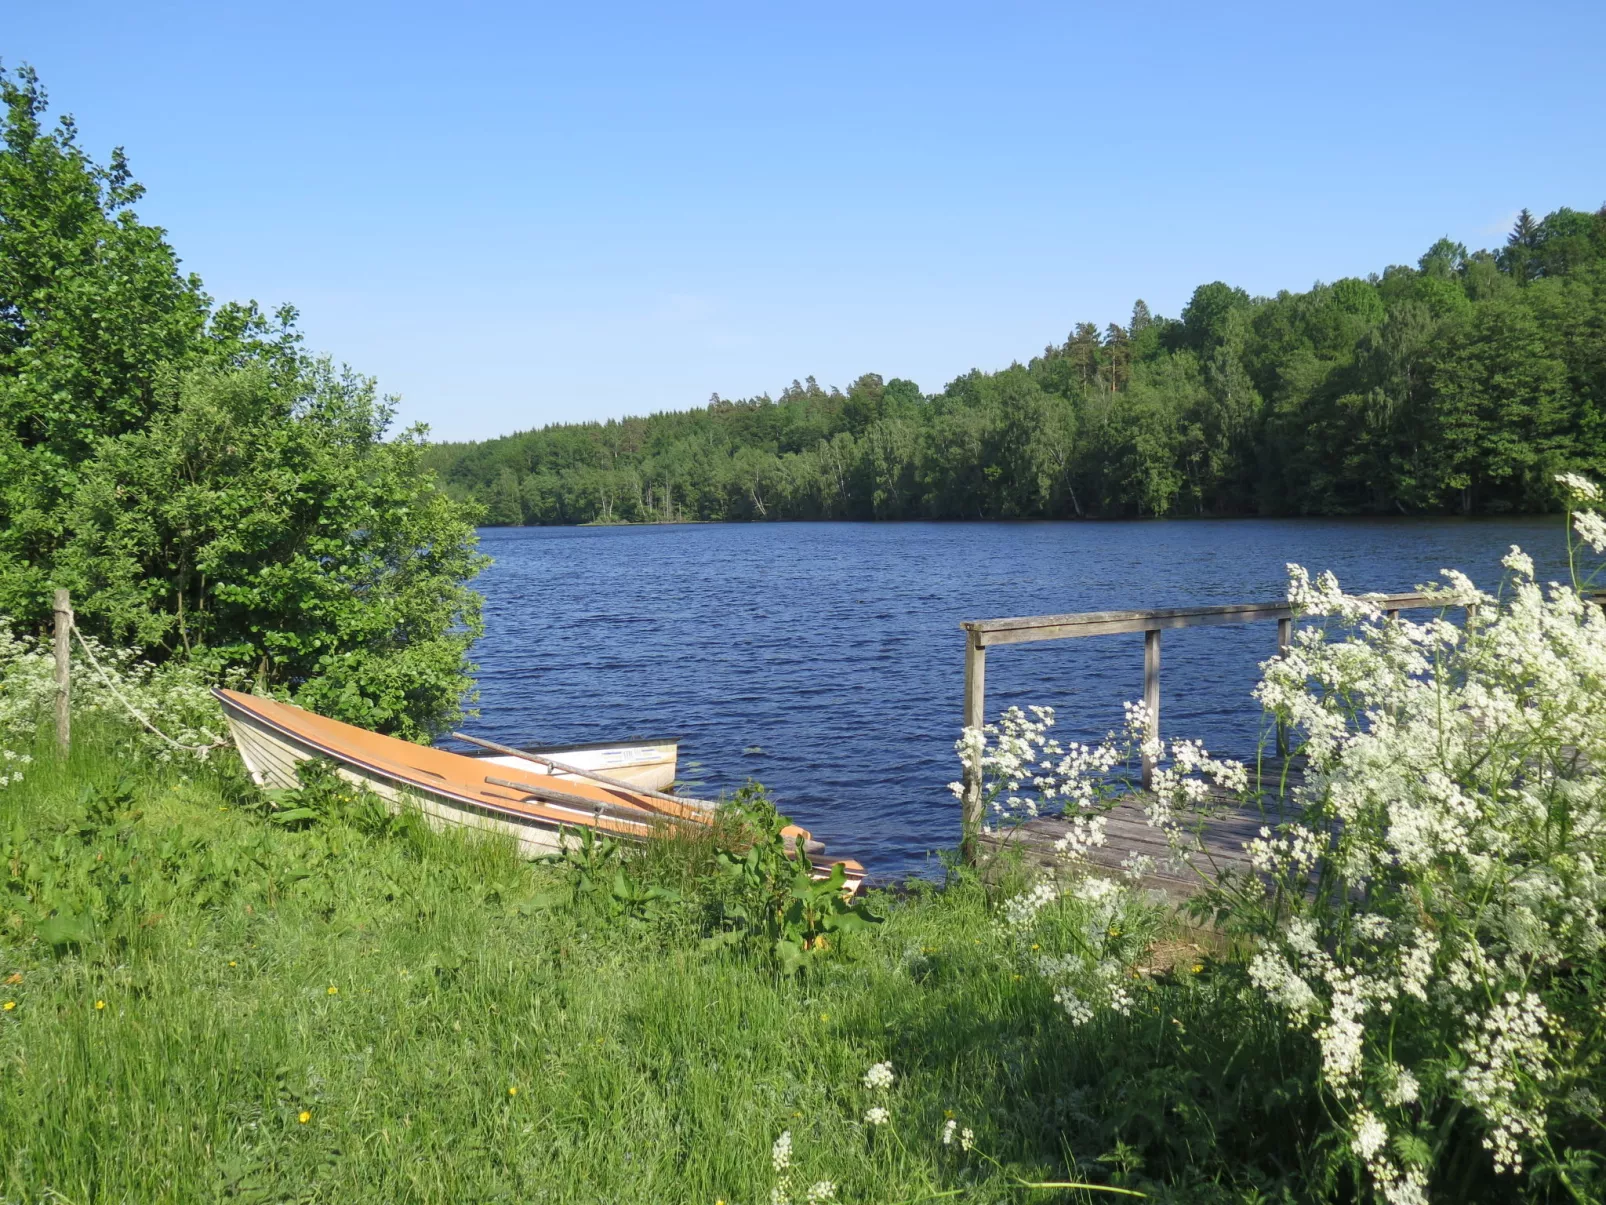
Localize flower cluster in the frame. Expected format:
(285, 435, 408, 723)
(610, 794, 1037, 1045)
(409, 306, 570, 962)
(768, 1128, 834, 1205)
(1215, 486, 1606, 1200)
(953, 698, 1244, 865)
(999, 874, 1152, 1027)
(862, 1061, 894, 1092)
(0, 616, 239, 781)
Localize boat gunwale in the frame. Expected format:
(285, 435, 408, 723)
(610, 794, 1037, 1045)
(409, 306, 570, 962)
(454, 737, 682, 757)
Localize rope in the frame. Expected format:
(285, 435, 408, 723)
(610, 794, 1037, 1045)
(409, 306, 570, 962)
(68, 619, 230, 753)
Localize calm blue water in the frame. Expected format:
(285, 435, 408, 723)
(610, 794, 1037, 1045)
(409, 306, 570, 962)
(457, 518, 1566, 877)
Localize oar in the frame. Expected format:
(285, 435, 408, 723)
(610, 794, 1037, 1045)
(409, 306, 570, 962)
(458, 733, 826, 857)
(452, 731, 719, 814)
(482, 774, 700, 831)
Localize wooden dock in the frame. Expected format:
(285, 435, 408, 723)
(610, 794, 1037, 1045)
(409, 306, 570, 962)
(951, 591, 1440, 885)
(960, 589, 1606, 896)
(976, 777, 1297, 899)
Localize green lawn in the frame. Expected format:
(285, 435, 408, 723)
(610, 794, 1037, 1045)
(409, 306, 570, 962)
(0, 721, 1317, 1204)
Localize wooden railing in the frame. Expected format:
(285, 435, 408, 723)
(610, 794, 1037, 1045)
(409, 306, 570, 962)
(957, 590, 1501, 862)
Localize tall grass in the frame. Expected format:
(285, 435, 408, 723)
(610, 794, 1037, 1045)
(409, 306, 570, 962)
(0, 718, 1322, 1204)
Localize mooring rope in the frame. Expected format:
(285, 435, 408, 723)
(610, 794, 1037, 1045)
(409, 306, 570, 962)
(68, 620, 230, 753)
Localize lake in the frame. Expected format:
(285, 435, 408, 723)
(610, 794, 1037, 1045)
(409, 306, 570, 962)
(459, 517, 1566, 878)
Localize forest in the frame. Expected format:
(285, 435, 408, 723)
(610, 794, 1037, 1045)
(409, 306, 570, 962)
(428, 205, 1606, 523)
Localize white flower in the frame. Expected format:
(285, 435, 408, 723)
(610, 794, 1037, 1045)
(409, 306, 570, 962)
(1501, 545, 1535, 579)
(1000, 882, 1058, 932)
(862, 1061, 895, 1091)
(941, 1118, 958, 1146)
(1353, 1110, 1388, 1160)
(771, 1130, 791, 1172)
(1575, 509, 1606, 553)
(1053, 987, 1093, 1025)
(1384, 1066, 1420, 1107)
(1555, 471, 1602, 503)
(863, 1105, 889, 1126)
(805, 1182, 836, 1204)
(960, 1127, 975, 1151)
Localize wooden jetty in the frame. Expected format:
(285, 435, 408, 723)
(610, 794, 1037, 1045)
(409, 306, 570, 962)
(957, 591, 1468, 895)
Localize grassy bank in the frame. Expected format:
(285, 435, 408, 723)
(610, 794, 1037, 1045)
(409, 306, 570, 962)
(0, 718, 1331, 1204)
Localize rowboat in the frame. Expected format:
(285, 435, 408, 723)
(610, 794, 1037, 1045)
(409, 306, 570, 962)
(212, 688, 864, 890)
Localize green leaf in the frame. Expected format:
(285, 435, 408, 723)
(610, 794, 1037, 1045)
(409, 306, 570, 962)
(38, 909, 93, 950)
(514, 890, 570, 915)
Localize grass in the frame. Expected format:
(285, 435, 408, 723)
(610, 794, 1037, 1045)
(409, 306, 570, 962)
(0, 718, 1327, 1204)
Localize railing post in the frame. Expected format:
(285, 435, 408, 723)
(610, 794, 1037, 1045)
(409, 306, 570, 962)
(961, 628, 986, 864)
(1276, 616, 1291, 756)
(53, 588, 71, 755)
(1141, 627, 1160, 791)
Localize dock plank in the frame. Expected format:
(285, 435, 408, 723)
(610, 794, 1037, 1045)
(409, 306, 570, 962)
(977, 769, 1308, 899)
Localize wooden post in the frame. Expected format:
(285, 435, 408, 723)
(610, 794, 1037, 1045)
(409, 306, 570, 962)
(1276, 616, 1291, 756)
(960, 629, 986, 864)
(53, 588, 71, 755)
(1141, 627, 1160, 791)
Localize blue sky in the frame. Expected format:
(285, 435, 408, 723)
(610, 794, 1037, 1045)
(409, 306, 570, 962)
(8, 2, 1605, 441)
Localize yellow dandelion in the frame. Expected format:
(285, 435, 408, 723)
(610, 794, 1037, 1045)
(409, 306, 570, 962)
(229, 961, 237, 968)
(1030, 943, 1039, 950)
(327, 986, 339, 996)
(819, 1013, 829, 1022)
(298, 1110, 312, 1124)
(95, 1000, 106, 1011)
(507, 1086, 518, 1097)
(2, 1001, 14, 1011)
(1191, 964, 1204, 974)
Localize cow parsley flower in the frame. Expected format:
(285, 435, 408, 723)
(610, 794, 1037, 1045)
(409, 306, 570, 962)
(1555, 471, 1602, 503)
(862, 1061, 895, 1091)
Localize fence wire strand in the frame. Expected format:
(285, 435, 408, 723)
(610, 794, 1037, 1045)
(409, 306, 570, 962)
(68, 620, 230, 753)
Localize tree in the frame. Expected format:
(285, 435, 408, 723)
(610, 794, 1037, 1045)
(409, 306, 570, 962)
(1422, 296, 1572, 511)
(60, 362, 486, 738)
(0, 64, 487, 737)
(1065, 323, 1102, 388)
(0, 65, 211, 622)
(1181, 281, 1252, 351)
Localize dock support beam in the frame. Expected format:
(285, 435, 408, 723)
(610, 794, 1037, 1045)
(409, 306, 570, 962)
(1141, 628, 1160, 790)
(960, 630, 986, 864)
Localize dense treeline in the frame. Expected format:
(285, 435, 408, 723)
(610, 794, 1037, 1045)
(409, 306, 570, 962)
(430, 206, 1606, 523)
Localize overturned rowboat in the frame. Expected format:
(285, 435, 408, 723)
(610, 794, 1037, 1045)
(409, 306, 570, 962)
(212, 689, 864, 891)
